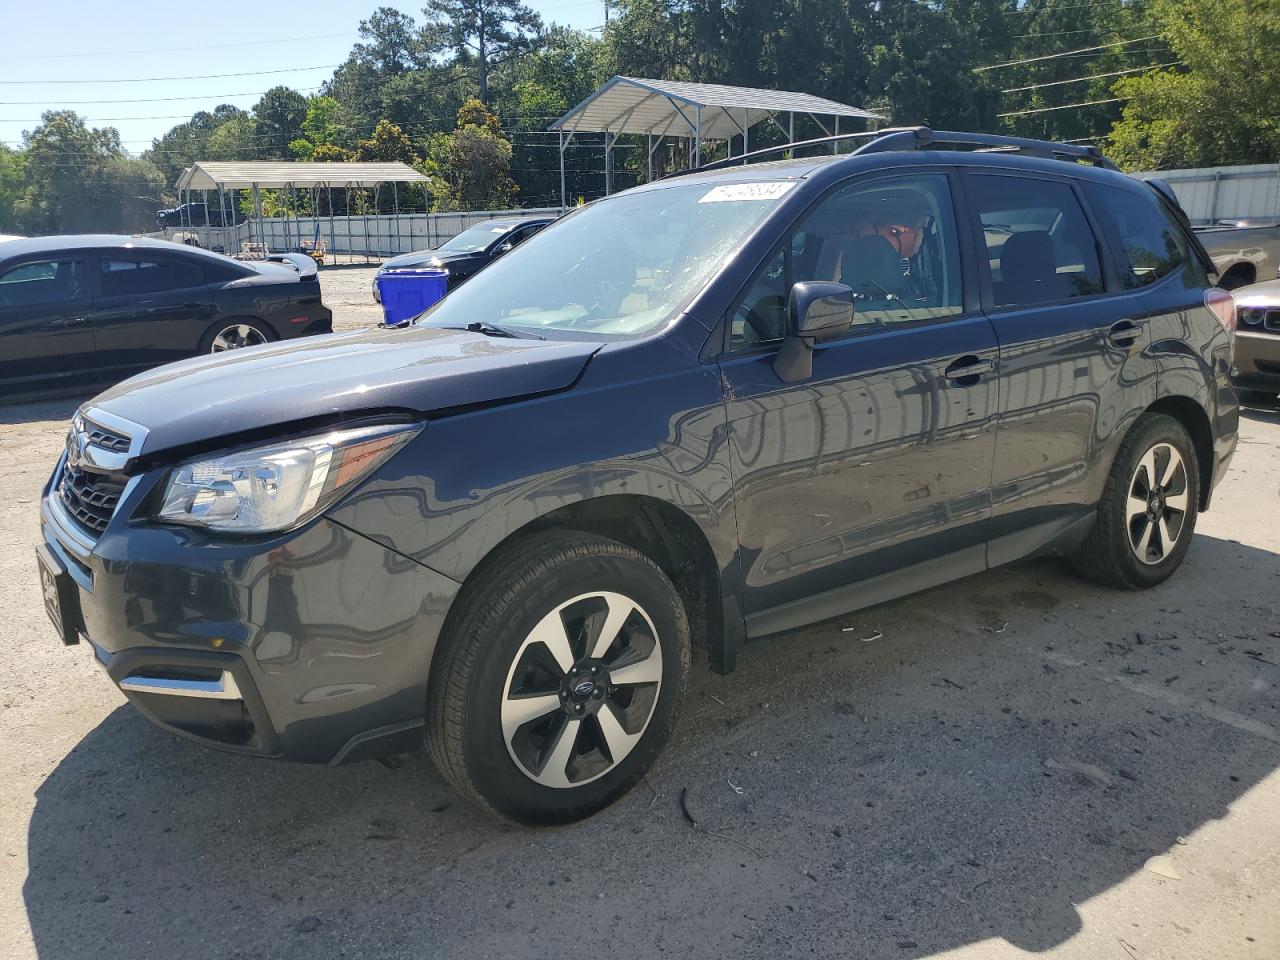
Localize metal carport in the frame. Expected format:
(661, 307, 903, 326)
(173, 161, 432, 259)
(549, 77, 882, 205)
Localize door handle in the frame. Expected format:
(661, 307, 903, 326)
(944, 355, 995, 383)
(51, 317, 87, 328)
(1107, 318, 1146, 347)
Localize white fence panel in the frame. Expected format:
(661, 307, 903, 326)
(1133, 163, 1280, 225)
(148, 207, 565, 257)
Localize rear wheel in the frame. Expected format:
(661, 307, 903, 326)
(426, 530, 690, 824)
(201, 319, 274, 354)
(1072, 413, 1199, 590)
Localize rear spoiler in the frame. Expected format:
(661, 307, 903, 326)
(1142, 177, 1218, 278)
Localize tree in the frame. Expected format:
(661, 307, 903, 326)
(0, 145, 24, 232)
(1107, 0, 1280, 169)
(145, 104, 246, 190)
(422, 0, 544, 102)
(252, 86, 308, 159)
(13, 111, 163, 234)
(429, 100, 516, 210)
(354, 119, 420, 162)
(205, 113, 260, 160)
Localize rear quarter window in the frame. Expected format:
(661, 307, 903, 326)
(1083, 182, 1204, 289)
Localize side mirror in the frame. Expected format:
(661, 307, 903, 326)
(773, 281, 854, 383)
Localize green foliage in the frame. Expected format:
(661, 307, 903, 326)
(204, 113, 260, 161)
(422, 0, 544, 102)
(0, 144, 25, 232)
(12, 111, 163, 234)
(252, 86, 309, 159)
(428, 102, 515, 211)
(1107, 0, 1280, 169)
(354, 119, 420, 162)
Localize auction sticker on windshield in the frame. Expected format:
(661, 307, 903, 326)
(699, 182, 796, 203)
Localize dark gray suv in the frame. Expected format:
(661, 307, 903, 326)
(37, 129, 1239, 824)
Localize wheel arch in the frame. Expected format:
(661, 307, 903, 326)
(436, 493, 735, 680)
(1218, 260, 1256, 290)
(1144, 395, 1214, 510)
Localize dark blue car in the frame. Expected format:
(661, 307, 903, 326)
(37, 129, 1239, 824)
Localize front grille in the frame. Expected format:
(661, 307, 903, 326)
(1265, 310, 1280, 332)
(58, 463, 127, 535)
(81, 419, 131, 452)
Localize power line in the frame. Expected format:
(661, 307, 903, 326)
(0, 87, 322, 106)
(1001, 61, 1180, 93)
(0, 33, 354, 63)
(1001, 0, 1126, 12)
(998, 96, 1129, 118)
(974, 35, 1162, 72)
(0, 64, 341, 85)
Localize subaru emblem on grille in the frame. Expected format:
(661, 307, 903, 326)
(65, 427, 87, 469)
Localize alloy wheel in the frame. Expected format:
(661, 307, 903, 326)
(1126, 441, 1190, 565)
(500, 591, 663, 788)
(210, 324, 268, 352)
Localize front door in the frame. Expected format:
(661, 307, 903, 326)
(90, 253, 216, 379)
(0, 255, 96, 399)
(960, 171, 1156, 563)
(717, 171, 1000, 632)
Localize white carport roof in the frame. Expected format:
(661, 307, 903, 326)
(550, 76, 881, 139)
(175, 161, 429, 191)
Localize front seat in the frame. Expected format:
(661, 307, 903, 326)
(997, 230, 1063, 305)
(839, 234, 908, 304)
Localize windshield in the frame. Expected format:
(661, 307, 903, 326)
(439, 223, 512, 253)
(417, 181, 794, 337)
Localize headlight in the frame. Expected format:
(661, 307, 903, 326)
(156, 422, 420, 533)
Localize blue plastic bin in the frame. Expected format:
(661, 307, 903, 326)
(375, 269, 450, 327)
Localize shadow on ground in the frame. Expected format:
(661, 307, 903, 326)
(22, 536, 1280, 959)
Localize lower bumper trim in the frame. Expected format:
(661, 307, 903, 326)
(119, 670, 243, 700)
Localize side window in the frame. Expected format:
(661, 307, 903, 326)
(729, 174, 964, 350)
(99, 257, 204, 297)
(1083, 182, 1198, 289)
(0, 259, 84, 307)
(967, 175, 1105, 308)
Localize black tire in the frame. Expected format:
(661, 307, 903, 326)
(1072, 413, 1200, 590)
(198, 318, 275, 355)
(426, 530, 691, 825)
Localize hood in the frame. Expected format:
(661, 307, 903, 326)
(1235, 278, 1280, 305)
(381, 249, 479, 271)
(90, 326, 599, 457)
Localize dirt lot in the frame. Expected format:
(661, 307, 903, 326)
(0, 267, 1277, 959)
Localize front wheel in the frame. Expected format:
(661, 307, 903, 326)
(426, 530, 690, 824)
(1072, 413, 1200, 590)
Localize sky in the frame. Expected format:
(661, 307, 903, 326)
(0, 0, 607, 153)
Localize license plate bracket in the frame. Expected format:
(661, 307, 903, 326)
(36, 543, 85, 646)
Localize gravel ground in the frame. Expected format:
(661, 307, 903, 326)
(0, 268, 1277, 959)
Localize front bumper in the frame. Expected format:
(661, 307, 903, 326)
(40, 461, 460, 764)
(1230, 329, 1280, 391)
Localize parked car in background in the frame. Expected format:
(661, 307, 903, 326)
(1229, 278, 1280, 402)
(1193, 221, 1280, 289)
(38, 130, 1237, 824)
(372, 215, 555, 302)
(155, 202, 239, 228)
(0, 235, 332, 402)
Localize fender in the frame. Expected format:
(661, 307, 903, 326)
(326, 331, 749, 672)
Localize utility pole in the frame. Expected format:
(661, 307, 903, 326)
(604, 0, 609, 25)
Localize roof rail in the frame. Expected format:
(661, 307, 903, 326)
(668, 125, 1118, 177)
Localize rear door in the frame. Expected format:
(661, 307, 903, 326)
(962, 170, 1156, 563)
(89, 252, 216, 379)
(0, 254, 96, 400)
(718, 170, 1001, 626)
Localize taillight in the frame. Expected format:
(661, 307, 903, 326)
(1205, 288, 1235, 332)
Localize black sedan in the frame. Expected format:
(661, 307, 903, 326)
(372, 216, 555, 302)
(0, 235, 333, 402)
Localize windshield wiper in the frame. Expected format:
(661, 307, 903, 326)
(447, 321, 544, 340)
